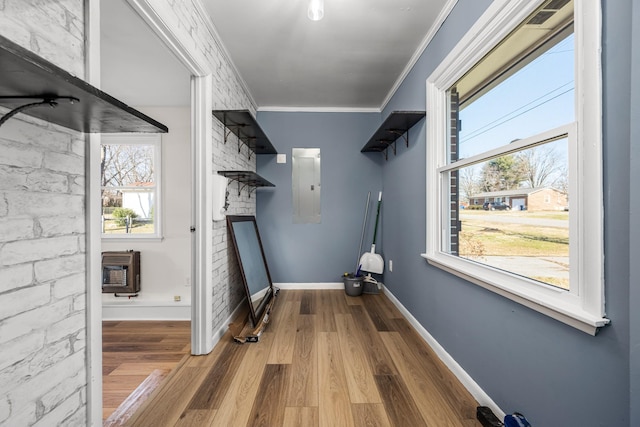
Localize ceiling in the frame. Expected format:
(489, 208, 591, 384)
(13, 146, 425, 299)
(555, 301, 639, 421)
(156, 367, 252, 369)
(101, 0, 453, 111)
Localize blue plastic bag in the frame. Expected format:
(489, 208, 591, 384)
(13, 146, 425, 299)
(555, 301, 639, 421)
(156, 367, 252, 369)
(504, 412, 531, 427)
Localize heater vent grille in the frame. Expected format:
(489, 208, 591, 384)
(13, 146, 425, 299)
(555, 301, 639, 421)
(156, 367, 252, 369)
(102, 250, 140, 294)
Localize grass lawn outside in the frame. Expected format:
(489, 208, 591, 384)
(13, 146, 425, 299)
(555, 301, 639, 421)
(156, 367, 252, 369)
(457, 210, 569, 289)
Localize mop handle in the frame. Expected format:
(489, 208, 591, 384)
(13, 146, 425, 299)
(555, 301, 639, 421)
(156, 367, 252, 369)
(372, 191, 382, 245)
(356, 192, 371, 273)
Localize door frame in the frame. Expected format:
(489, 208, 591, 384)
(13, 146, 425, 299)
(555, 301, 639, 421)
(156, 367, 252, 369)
(85, 1, 213, 424)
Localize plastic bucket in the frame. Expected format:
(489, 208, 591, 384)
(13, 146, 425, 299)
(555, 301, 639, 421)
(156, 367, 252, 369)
(343, 275, 363, 296)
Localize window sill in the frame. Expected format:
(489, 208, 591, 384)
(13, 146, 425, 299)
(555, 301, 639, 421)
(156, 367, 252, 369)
(420, 252, 609, 335)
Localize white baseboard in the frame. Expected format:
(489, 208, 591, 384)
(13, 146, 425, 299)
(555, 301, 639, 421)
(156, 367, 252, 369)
(210, 298, 248, 346)
(382, 285, 505, 420)
(102, 301, 191, 320)
(274, 282, 343, 290)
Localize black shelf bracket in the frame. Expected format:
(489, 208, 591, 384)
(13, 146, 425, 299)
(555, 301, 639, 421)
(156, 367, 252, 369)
(361, 111, 425, 160)
(213, 110, 277, 159)
(0, 96, 78, 128)
(217, 171, 275, 198)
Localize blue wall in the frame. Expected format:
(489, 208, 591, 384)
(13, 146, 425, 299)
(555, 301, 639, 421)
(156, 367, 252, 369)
(255, 111, 382, 283)
(629, 1, 640, 425)
(256, 0, 638, 425)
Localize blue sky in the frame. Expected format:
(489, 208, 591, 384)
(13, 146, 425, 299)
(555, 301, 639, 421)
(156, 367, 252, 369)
(458, 34, 575, 159)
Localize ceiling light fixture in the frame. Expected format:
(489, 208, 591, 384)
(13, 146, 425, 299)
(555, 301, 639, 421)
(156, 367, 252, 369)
(308, 0, 324, 21)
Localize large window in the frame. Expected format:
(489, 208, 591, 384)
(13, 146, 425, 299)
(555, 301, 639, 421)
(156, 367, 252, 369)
(424, 0, 608, 334)
(101, 134, 162, 239)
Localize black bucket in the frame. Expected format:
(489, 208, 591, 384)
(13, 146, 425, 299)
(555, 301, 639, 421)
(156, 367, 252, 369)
(343, 274, 363, 296)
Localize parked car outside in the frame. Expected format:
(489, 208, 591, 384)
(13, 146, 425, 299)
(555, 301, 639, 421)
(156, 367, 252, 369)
(483, 201, 511, 211)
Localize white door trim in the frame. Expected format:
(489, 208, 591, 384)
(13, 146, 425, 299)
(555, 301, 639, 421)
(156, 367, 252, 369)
(84, 2, 102, 425)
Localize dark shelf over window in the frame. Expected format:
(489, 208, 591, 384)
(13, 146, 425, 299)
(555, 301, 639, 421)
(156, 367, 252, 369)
(0, 34, 167, 133)
(361, 111, 425, 159)
(218, 170, 275, 197)
(212, 110, 277, 156)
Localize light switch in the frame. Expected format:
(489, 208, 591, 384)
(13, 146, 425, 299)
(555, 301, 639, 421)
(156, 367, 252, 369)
(277, 154, 286, 164)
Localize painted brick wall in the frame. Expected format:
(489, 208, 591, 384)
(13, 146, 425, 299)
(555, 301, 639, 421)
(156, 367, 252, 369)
(0, 2, 87, 426)
(147, 0, 259, 333)
(211, 126, 257, 329)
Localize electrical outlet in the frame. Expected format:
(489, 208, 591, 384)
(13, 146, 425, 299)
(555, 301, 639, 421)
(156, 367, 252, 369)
(185, 277, 191, 287)
(389, 260, 393, 272)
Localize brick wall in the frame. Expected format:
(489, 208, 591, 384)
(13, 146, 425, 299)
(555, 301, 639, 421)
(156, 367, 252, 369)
(0, 2, 87, 426)
(147, 0, 259, 334)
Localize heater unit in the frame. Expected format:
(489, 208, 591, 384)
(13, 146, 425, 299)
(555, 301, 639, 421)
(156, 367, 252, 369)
(102, 250, 140, 294)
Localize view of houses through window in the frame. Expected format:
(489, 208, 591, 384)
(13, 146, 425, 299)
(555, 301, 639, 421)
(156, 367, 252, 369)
(447, 2, 574, 289)
(101, 135, 161, 237)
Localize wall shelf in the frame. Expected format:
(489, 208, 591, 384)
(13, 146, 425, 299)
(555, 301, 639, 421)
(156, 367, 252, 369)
(0, 34, 167, 133)
(218, 171, 275, 197)
(361, 111, 425, 160)
(212, 110, 277, 158)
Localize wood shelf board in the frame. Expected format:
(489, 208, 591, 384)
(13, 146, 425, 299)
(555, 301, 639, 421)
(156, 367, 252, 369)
(212, 109, 277, 154)
(0, 34, 167, 134)
(361, 111, 425, 153)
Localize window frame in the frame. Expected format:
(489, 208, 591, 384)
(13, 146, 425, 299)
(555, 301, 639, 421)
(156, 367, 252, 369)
(100, 134, 163, 241)
(423, 0, 608, 334)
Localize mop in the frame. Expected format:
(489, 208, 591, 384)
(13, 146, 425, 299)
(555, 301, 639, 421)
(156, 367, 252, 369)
(359, 192, 383, 294)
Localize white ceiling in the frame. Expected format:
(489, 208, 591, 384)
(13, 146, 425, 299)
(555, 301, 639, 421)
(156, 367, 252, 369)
(101, 0, 191, 107)
(101, 0, 453, 111)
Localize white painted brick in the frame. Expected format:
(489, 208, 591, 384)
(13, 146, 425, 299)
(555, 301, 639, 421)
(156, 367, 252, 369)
(0, 1, 84, 76)
(7, 403, 37, 427)
(34, 254, 84, 283)
(0, 119, 71, 153)
(61, 406, 86, 427)
(43, 151, 84, 175)
(0, 140, 44, 169)
(0, 330, 45, 372)
(0, 299, 70, 344)
(0, 395, 9, 424)
(7, 350, 85, 419)
(38, 361, 84, 416)
(0, 167, 28, 192)
(5, 192, 83, 218)
(72, 293, 85, 312)
(29, 339, 71, 373)
(32, 391, 82, 427)
(72, 326, 85, 353)
(26, 170, 69, 193)
(0, 194, 7, 217)
(0, 235, 79, 266)
(0, 284, 51, 322)
(0, 263, 33, 294)
(70, 137, 84, 157)
(52, 272, 84, 300)
(39, 215, 84, 237)
(77, 234, 85, 254)
(0, 218, 34, 243)
(46, 311, 84, 343)
(69, 175, 85, 195)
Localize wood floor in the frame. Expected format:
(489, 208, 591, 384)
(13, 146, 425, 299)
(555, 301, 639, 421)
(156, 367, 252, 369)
(118, 290, 481, 427)
(102, 320, 191, 423)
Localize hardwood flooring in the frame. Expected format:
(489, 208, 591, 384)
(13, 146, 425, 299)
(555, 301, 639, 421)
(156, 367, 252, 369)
(102, 320, 191, 423)
(119, 290, 481, 426)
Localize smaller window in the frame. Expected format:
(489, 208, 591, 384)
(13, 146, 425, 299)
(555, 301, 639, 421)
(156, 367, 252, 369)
(101, 135, 162, 239)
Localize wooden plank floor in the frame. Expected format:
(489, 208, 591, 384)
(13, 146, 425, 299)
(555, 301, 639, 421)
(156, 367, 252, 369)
(122, 290, 481, 426)
(102, 320, 191, 422)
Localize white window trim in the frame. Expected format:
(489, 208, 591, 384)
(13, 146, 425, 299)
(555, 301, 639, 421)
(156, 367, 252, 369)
(101, 133, 163, 241)
(423, 0, 608, 335)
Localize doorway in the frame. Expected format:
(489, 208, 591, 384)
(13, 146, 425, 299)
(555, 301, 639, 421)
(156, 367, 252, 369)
(87, 0, 212, 424)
